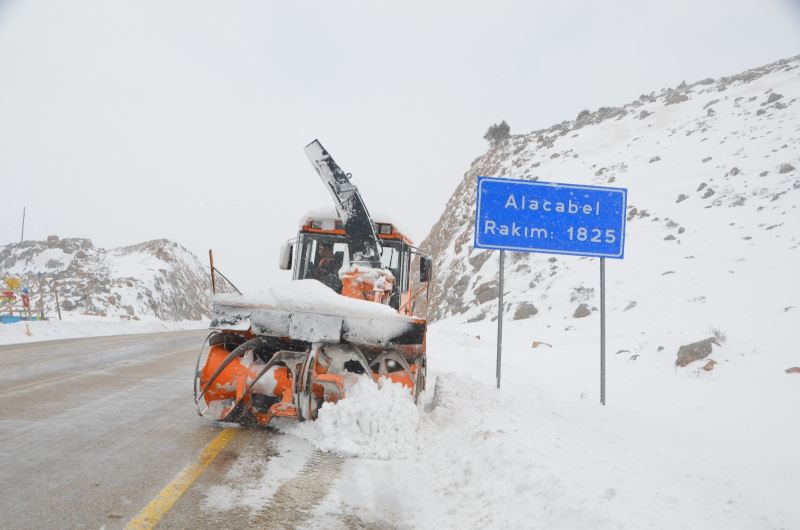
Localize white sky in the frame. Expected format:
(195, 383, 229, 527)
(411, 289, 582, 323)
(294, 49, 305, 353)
(1, 0, 798, 291)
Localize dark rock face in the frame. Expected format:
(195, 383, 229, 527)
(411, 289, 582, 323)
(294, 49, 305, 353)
(513, 302, 538, 320)
(766, 92, 783, 104)
(676, 337, 720, 367)
(573, 304, 592, 318)
(665, 91, 689, 105)
(474, 280, 499, 305)
(468, 251, 492, 272)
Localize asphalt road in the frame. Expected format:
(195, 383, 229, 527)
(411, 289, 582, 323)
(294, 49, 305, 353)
(0, 331, 348, 530)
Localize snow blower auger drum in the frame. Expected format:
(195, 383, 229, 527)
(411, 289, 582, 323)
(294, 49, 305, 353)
(195, 139, 432, 427)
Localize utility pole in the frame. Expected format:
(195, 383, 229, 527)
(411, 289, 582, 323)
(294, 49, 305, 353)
(37, 274, 45, 320)
(53, 281, 62, 321)
(20, 207, 26, 243)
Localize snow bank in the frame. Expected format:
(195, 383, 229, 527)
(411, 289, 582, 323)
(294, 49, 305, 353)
(290, 324, 800, 529)
(280, 376, 419, 459)
(215, 279, 400, 320)
(0, 315, 206, 345)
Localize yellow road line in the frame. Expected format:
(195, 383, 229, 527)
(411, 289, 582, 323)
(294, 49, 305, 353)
(125, 428, 237, 530)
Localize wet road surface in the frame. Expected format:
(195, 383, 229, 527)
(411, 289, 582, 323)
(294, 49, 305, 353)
(0, 331, 350, 530)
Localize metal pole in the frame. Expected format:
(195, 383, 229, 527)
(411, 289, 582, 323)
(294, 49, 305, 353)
(209, 249, 217, 295)
(53, 281, 62, 321)
(38, 274, 45, 319)
(600, 257, 606, 405)
(20, 207, 26, 243)
(496, 250, 505, 389)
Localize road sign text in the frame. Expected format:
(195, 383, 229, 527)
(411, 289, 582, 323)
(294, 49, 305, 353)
(474, 177, 627, 259)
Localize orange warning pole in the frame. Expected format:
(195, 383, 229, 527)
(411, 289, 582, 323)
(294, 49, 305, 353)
(209, 250, 217, 295)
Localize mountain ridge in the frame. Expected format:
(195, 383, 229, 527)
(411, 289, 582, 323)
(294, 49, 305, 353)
(416, 54, 799, 333)
(0, 236, 211, 321)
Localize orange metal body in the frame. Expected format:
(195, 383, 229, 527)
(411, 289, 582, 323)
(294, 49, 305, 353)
(340, 267, 394, 305)
(197, 219, 427, 425)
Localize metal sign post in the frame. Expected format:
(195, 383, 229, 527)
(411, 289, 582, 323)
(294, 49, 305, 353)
(473, 176, 627, 402)
(600, 257, 606, 406)
(496, 250, 505, 389)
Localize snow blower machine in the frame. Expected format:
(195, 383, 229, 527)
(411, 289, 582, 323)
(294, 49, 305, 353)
(194, 140, 432, 426)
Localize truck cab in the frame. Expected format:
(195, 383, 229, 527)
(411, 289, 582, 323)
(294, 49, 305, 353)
(279, 211, 431, 316)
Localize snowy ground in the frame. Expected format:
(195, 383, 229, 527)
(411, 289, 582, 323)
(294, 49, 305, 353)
(0, 314, 207, 345)
(200, 317, 799, 529)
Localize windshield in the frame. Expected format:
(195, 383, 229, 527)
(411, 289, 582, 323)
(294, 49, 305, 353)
(295, 234, 407, 302)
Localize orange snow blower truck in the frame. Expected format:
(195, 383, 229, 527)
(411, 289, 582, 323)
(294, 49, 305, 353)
(194, 140, 432, 426)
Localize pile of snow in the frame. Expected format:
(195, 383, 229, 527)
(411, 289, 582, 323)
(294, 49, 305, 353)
(0, 313, 206, 345)
(279, 376, 419, 459)
(215, 279, 401, 320)
(284, 324, 800, 529)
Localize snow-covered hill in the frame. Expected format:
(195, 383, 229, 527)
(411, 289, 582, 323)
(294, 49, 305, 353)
(0, 236, 211, 321)
(419, 55, 800, 372)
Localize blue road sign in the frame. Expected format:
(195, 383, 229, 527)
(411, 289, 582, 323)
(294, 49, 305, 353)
(474, 176, 627, 258)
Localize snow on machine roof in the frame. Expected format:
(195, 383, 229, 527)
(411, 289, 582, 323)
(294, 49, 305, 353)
(299, 207, 413, 242)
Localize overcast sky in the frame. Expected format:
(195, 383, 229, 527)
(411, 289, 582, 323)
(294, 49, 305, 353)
(1, 0, 798, 290)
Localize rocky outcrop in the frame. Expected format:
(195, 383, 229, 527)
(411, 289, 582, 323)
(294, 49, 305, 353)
(0, 237, 211, 321)
(513, 302, 538, 320)
(572, 304, 592, 319)
(675, 337, 720, 367)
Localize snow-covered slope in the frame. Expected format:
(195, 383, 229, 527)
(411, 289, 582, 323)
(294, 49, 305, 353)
(419, 55, 799, 367)
(0, 236, 211, 321)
